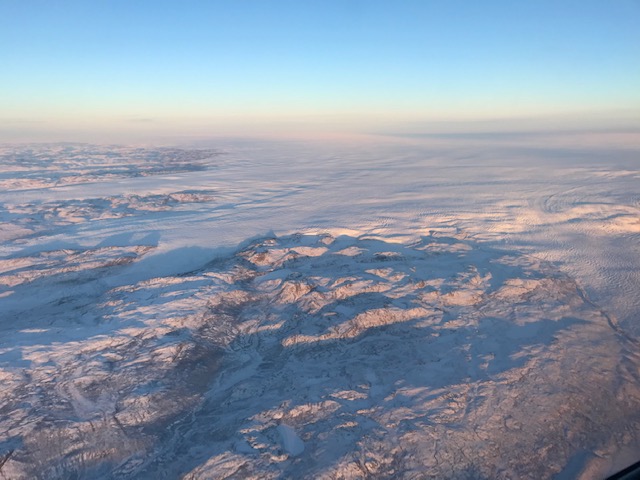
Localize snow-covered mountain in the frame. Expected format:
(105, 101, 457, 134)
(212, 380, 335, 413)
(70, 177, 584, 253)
(0, 137, 639, 479)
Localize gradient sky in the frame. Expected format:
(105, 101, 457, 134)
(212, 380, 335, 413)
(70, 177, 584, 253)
(1, 0, 639, 141)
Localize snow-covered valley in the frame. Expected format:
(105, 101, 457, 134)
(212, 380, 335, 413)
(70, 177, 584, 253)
(0, 135, 639, 479)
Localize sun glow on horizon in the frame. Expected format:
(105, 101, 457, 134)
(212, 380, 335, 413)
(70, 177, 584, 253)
(1, 1, 639, 142)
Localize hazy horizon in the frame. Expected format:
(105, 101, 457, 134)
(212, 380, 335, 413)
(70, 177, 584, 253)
(2, 1, 639, 143)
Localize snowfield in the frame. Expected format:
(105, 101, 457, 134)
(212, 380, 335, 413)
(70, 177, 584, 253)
(0, 135, 639, 479)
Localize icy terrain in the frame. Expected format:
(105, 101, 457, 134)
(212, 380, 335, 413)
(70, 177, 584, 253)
(0, 135, 639, 479)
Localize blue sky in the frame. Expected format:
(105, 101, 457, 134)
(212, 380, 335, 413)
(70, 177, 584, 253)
(1, 0, 639, 140)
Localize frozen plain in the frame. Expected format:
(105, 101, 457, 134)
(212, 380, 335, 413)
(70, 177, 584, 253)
(0, 132, 639, 479)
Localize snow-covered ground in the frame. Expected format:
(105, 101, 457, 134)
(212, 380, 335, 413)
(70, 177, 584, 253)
(0, 135, 639, 479)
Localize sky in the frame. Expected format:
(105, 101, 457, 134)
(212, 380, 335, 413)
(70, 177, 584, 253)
(1, 0, 639, 142)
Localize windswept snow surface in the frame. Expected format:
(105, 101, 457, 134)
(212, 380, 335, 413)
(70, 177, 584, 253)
(0, 136, 639, 479)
